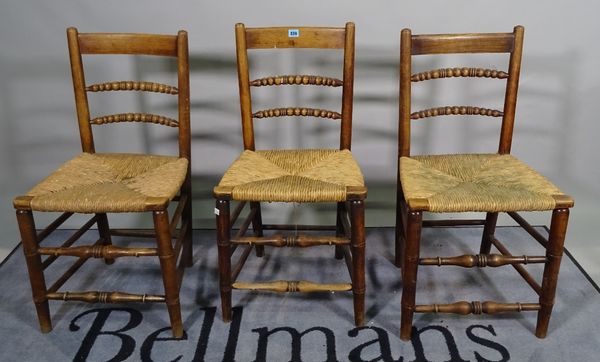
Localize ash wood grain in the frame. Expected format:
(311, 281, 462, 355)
(411, 32, 515, 55)
(86, 81, 178, 94)
(39, 245, 158, 259)
(398, 28, 412, 158)
(411, 106, 503, 119)
(412, 67, 508, 81)
(153, 210, 183, 338)
(235, 23, 255, 151)
(46, 291, 165, 303)
(253, 107, 341, 120)
(498, 26, 524, 154)
(232, 280, 352, 292)
(216, 199, 232, 322)
(250, 75, 342, 87)
(261, 224, 337, 231)
(67, 27, 95, 153)
(176, 30, 191, 161)
(419, 254, 546, 267)
(400, 210, 423, 341)
(340, 22, 355, 150)
(90, 113, 179, 127)
(77, 32, 178, 56)
(231, 234, 350, 247)
(536, 208, 569, 338)
(17, 210, 52, 332)
(350, 199, 366, 326)
(244, 26, 345, 49)
(415, 301, 540, 314)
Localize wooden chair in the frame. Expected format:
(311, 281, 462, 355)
(213, 23, 367, 325)
(13, 28, 192, 337)
(396, 26, 574, 340)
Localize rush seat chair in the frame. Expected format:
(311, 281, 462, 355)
(213, 22, 367, 326)
(13, 28, 192, 337)
(395, 26, 573, 340)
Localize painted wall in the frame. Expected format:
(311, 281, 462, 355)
(1, 1, 598, 279)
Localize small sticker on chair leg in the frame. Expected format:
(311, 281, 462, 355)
(214, 208, 220, 215)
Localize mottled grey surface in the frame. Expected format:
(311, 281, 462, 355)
(1, 227, 599, 361)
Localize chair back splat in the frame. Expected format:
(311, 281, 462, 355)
(399, 26, 524, 158)
(214, 22, 367, 327)
(235, 23, 355, 151)
(395, 26, 574, 341)
(67, 28, 191, 159)
(13, 28, 193, 338)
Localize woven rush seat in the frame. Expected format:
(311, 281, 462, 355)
(215, 149, 364, 202)
(400, 153, 567, 212)
(23, 153, 188, 213)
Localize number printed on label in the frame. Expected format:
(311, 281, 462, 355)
(288, 29, 299, 38)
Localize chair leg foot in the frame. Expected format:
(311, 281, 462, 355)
(353, 292, 365, 326)
(166, 303, 184, 338)
(35, 303, 53, 333)
(350, 200, 366, 327)
(400, 307, 414, 341)
(17, 209, 52, 333)
(221, 290, 232, 323)
(535, 308, 551, 338)
(535, 208, 569, 338)
(399, 210, 422, 342)
(217, 199, 233, 322)
(154, 210, 184, 338)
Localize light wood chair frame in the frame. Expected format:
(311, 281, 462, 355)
(13, 28, 192, 337)
(214, 22, 367, 326)
(395, 26, 574, 340)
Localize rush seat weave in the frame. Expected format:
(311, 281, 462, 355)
(216, 149, 364, 202)
(23, 153, 188, 213)
(400, 154, 565, 212)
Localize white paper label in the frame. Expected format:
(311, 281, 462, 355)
(288, 29, 299, 38)
(214, 207, 220, 215)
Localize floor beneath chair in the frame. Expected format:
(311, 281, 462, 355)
(1, 227, 599, 361)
